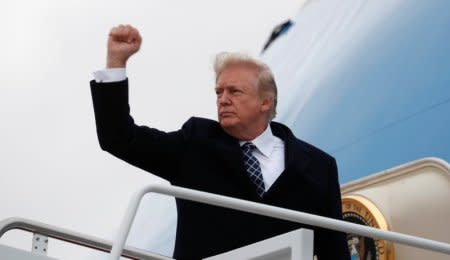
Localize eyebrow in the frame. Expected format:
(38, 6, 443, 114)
(216, 84, 238, 90)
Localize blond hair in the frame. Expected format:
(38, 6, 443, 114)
(213, 52, 278, 120)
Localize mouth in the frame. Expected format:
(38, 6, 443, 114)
(219, 112, 235, 117)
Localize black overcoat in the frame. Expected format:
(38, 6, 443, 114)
(90, 79, 349, 260)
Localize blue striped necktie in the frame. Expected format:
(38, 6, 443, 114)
(241, 142, 265, 197)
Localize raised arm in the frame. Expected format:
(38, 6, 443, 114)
(90, 25, 185, 182)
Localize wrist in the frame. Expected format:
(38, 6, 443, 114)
(106, 57, 127, 68)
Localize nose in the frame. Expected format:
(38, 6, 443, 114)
(218, 91, 231, 105)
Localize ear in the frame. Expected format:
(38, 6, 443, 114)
(260, 95, 272, 113)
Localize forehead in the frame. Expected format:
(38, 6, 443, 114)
(216, 63, 259, 88)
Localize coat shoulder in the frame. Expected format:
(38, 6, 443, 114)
(271, 121, 335, 163)
(181, 117, 223, 139)
(296, 138, 335, 163)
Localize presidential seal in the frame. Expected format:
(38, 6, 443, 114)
(342, 195, 394, 260)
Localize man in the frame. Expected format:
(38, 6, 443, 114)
(91, 25, 350, 260)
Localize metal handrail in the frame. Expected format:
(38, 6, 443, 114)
(0, 217, 171, 260)
(109, 184, 450, 260)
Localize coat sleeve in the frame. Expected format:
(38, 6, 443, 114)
(90, 79, 188, 181)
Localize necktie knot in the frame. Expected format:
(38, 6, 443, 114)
(242, 142, 257, 153)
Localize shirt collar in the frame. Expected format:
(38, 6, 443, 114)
(239, 125, 276, 158)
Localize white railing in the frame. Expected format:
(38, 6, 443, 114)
(109, 184, 450, 260)
(2, 184, 449, 259)
(0, 217, 171, 259)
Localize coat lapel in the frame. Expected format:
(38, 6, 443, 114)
(211, 131, 261, 200)
(265, 122, 312, 196)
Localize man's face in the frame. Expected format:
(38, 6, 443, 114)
(215, 64, 270, 136)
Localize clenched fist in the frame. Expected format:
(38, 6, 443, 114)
(107, 25, 142, 68)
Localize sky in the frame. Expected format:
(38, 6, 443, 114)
(0, 0, 305, 259)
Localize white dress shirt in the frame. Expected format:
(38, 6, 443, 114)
(239, 126, 285, 191)
(93, 68, 286, 190)
(93, 68, 127, 83)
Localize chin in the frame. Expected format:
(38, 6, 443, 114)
(219, 118, 238, 129)
(219, 121, 233, 129)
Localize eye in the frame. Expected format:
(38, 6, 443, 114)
(231, 89, 242, 95)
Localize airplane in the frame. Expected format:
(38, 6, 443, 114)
(261, 1, 450, 259)
(1, 0, 449, 259)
